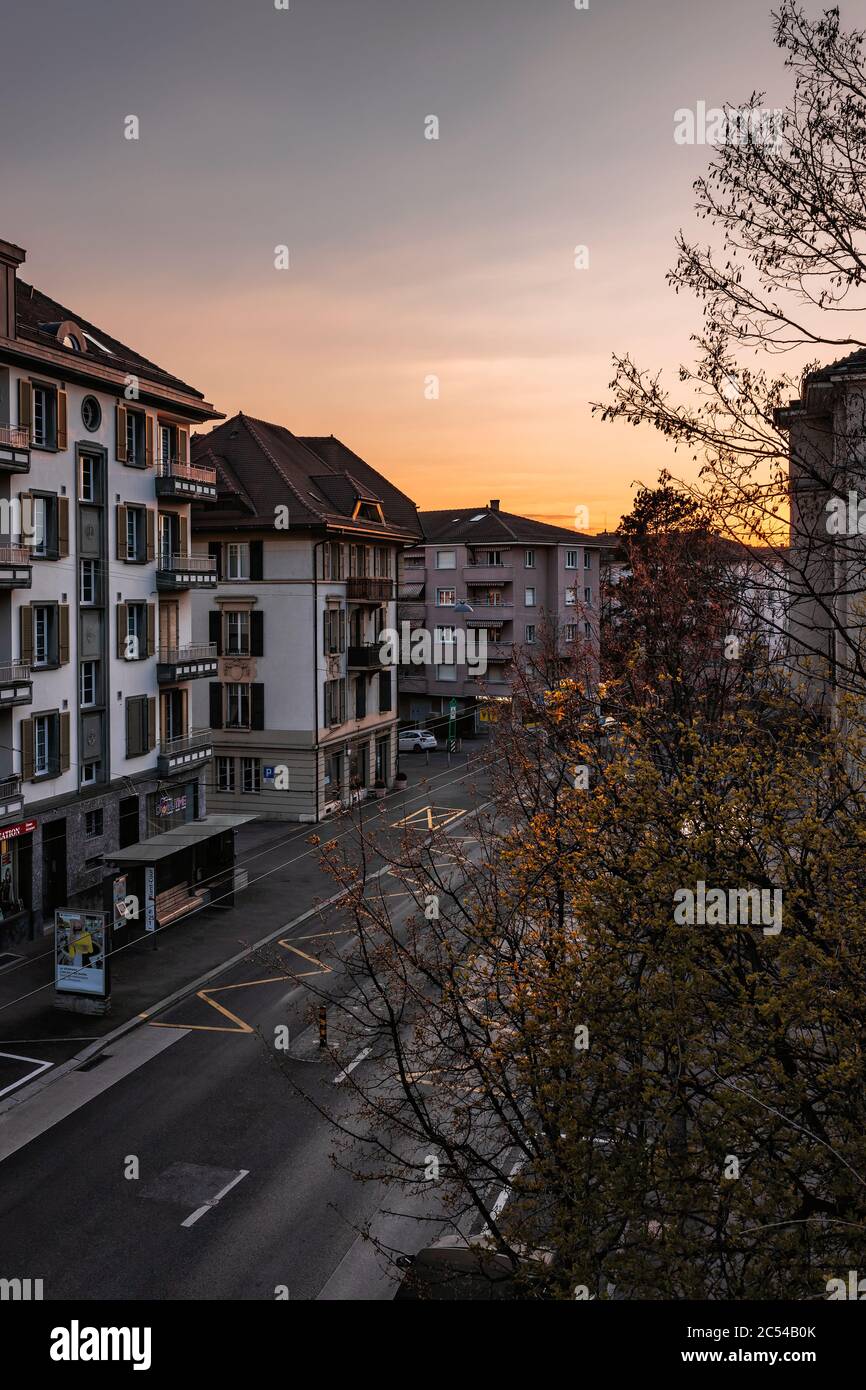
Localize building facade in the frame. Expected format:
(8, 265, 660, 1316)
(398, 501, 608, 732)
(0, 234, 244, 949)
(190, 415, 421, 820)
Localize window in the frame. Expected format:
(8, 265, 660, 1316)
(565, 623, 577, 642)
(126, 602, 146, 660)
(378, 669, 393, 712)
(81, 396, 101, 433)
(375, 736, 390, 782)
(436, 588, 456, 607)
(436, 550, 456, 570)
(524, 550, 535, 568)
(227, 543, 250, 580)
(584, 588, 592, 606)
(80, 454, 100, 502)
(323, 607, 345, 655)
(355, 675, 367, 719)
(484, 550, 503, 567)
(584, 622, 592, 639)
(525, 624, 536, 644)
(85, 808, 104, 838)
(565, 586, 576, 606)
(323, 542, 344, 580)
(216, 757, 235, 793)
(34, 714, 51, 776)
(80, 661, 98, 708)
(225, 683, 251, 729)
(28, 494, 59, 558)
(325, 749, 342, 794)
(565, 549, 578, 569)
(373, 548, 391, 578)
(584, 551, 591, 568)
(125, 410, 146, 465)
(125, 695, 152, 759)
(32, 385, 57, 448)
(525, 587, 536, 607)
(80, 763, 100, 787)
(436, 661, 458, 681)
(159, 424, 174, 468)
(225, 611, 250, 656)
(33, 604, 58, 667)
(126, 506, 146, 562)
(80, 560, 98, 605)
(325, 678, 346, 727)
(242, 758, 261, 794)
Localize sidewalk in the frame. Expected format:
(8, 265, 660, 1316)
(0, 752, 484, 1088)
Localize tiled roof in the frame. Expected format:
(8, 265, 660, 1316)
(191, 415, 422, 538)
(418, 507, 609, 545)
(806, 348, 866, 383)
(14, 278, 206, 399)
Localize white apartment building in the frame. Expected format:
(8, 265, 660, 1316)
(190, 415, 422, 820)
(0, 235, 248, 948)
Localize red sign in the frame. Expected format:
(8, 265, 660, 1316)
(0, 819, 36, 842)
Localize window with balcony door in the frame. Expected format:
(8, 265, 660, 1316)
(225, 683, 250, 729)
(125, 410, 146, 466)
(32, 385, 57, 449)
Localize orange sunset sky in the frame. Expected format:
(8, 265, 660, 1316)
(2, 0, 794, 531)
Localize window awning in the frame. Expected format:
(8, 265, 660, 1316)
(103, 813, 257, 865)
(398, 583, 425, 599)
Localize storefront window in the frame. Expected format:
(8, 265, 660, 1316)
(146, 782, 199, 837)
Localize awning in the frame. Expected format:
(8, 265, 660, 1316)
(398, 583, 425, 599)
(103, 813, 258, 865)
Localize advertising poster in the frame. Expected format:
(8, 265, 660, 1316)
(55, 910, 108, 997)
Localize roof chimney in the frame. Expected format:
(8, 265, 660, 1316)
(489, 498, 500, 512)
(0, 238, 25, 342)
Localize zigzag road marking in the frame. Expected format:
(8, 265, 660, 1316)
(148, 939, 334, 1034)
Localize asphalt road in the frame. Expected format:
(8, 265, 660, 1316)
(0, 752, 494, 1300)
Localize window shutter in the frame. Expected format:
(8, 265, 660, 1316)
(17, 490, 32, 546)
(146, 603, 155, 659)
(179, 515, 188, 557)
(115, 404, 127, 463)
(209, 683, 223, 730)
(58, 604, 70, 664)
(21, 717, 34, 781)
(147, 696, 156, 752)
(251, 682, 265, 730)
(56, 390, 68, 450)
(19, 605, 33, 665)
(59, 711, 71, 772)
(208, 541, 222, 579)
(250, 540, 263, 581)
(116, 504, 128, 561)
(209, 610, 222, 655)
(146, 509, 156, 562)
(18, 380, 32, 433)
(339, 608, 346, 653)
(177, 428, 189, 465)
(250, 610, 264, 656)
(116, 602, 128, 659)
(57, 496, 69, 557)
(145, 415, 155, 468)
(125, 697, 136, 758)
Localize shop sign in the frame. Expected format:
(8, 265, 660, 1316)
(0, 819, 36, 842)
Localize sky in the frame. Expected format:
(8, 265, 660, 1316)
(1, 0, 797, 530)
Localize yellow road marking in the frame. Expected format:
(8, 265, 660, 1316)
(392, 805, 467, 831)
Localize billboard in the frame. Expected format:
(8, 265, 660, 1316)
(55, 910, 109, 998)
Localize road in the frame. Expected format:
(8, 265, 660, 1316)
(0, 752, 493, 1300)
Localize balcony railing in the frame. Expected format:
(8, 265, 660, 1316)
(348, 643, 389, 669)
(0, 426, 29, 448)
(158, 642, 218, 665)
(0, 662, 31, 683)
(159, 553, 216, 573)
(0, 545, 32, 566)
(157, 457, 217, 486)
(346, 576, 394, 603)
(156, 553, 218, 589)
(159, 729, 212, 758)
(0, 775, 22, 802)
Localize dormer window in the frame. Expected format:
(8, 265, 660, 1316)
(352, 499, 384, 524)
(62, 333, 82, 352)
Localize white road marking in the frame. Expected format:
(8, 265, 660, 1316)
(333, 1047, 371, 1085)
(181, 1168, 250, 1228)
(0, 1052, 53, 1099)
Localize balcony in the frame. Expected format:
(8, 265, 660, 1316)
(0, 662, 31, 708)
(464, 563, 513, 583)
(156, 553, 217, 591)
(0, 425, 30, 473)
(157, 642, 218, 684)
(155, 457, 218, 501)
(348, 643, 389, 670)
(0, 545, 32, 589)
(346, 576, 394, 604)
(157, 728, 213, 777)
(0, 775, 24, 821)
